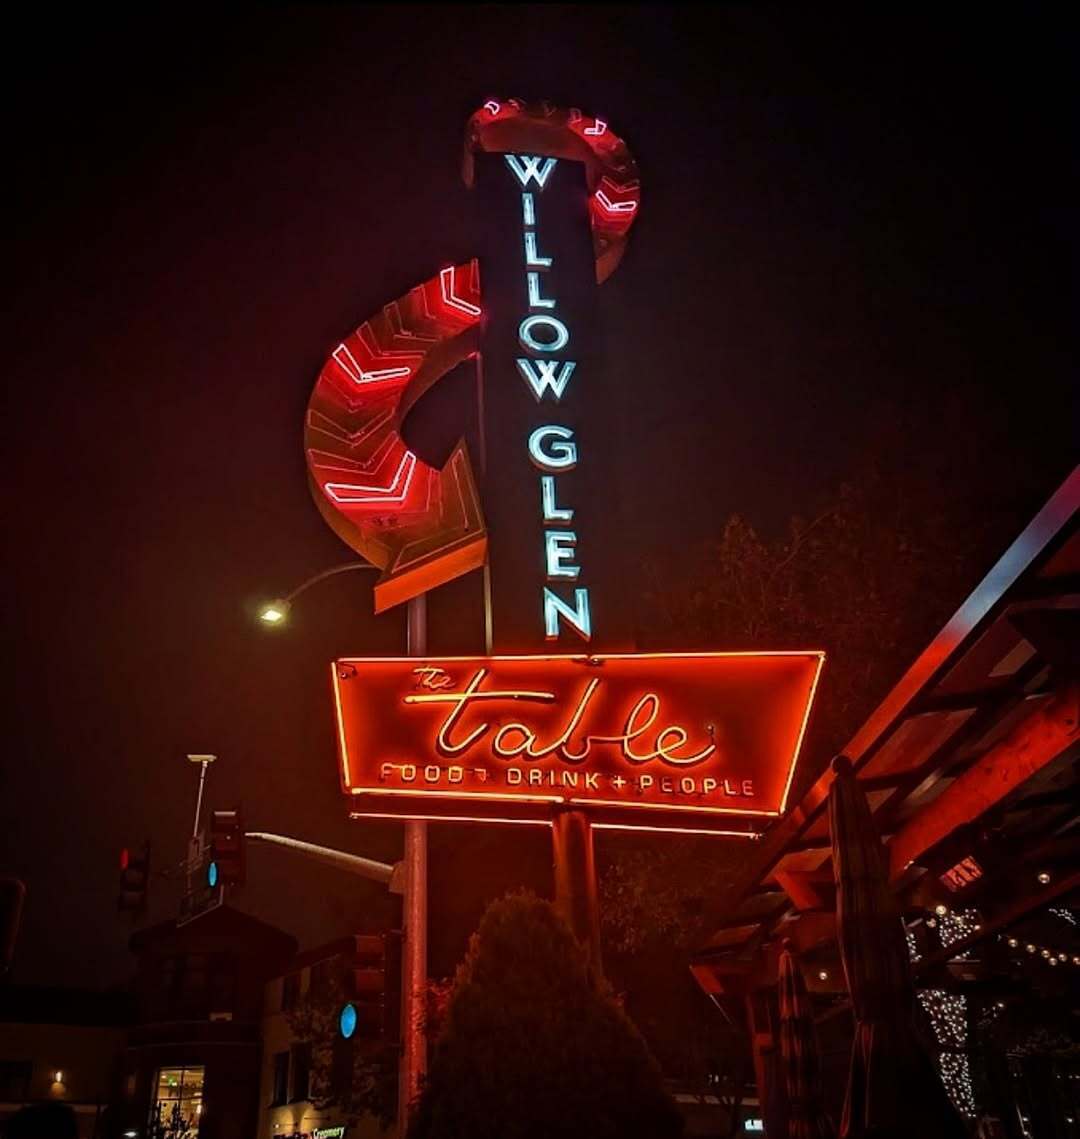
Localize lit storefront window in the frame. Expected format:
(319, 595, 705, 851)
(151, 1066, 205, 1134)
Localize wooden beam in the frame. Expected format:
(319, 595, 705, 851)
(709, 469, 1079, 930)
(888, 682, 1079, 880)
(773, 868, 834, 912)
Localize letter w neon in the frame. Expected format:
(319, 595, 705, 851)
(516, 359, 577, 401)
(505, 154, 558, 189)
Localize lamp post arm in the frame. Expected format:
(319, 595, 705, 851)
(246, 831, 404, 893)
(283, 561, 376, 604)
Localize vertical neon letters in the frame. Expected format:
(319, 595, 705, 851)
(507, 153, 591, 642)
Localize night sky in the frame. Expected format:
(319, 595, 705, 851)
(4, 6, 1075, 989)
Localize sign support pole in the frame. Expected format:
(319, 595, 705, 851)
(400, 594, 429, 1130)
(552, 807, 602, 975)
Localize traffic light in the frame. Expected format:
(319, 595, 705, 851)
(208, 807, 245, 887)
(118, 841, 151, 913)
(340, 931, 401, 1043)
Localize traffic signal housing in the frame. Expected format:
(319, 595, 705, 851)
(117, 841, 151, 913)
(208, 807, 245, 887)
(341, 931, 401, 1044)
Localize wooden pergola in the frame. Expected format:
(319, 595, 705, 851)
(691, 466, 1079, 1133)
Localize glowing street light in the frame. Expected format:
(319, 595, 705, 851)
(256, 562, 375, 629)
(258, 600, 290, 625)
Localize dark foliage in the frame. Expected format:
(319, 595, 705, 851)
(408, 891, 683, 1139)
(285, 951, 397, 1130)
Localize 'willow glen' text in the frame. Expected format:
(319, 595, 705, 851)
(506, 154, 591, 641)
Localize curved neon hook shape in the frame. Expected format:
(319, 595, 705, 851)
(305, 102, 640, 612)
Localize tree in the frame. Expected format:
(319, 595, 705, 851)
(285, 952, 397, 1130)
(408, 891, 683, 1139)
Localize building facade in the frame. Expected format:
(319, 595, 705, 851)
(257, 938, 391, 1139)
(119, 905, 297, 1138)
(0, 985, 132, 1137)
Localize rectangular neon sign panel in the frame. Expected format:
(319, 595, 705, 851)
(332, 652, 823, 832)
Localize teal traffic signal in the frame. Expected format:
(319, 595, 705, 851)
(208, 807, 245, 886)
(343, 931, 401, 1042)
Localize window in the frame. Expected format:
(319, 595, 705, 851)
(290, 1042, 311, 1102)
(208, 953, 236, 1013)
(180, 955, 209, 1008)
(161, 954, 212, 1017)
(151, 1066, 204, 1134)
(270, 1051, 289, 1107)
(281, 971, 301, 1012)
(309, 956, 335, 998)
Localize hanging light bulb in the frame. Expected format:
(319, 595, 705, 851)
(1037, 871, 1051, 885)
(935, 904, 949, 916)
(1008, 937, 1019, 948)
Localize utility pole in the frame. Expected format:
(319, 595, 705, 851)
(399, 593, 429, 1130)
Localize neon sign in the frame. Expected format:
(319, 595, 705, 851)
(940, 855, 983, 892)
(333, 652, 823, 832)
(507, 154, 593, 641)
(304, 102, 641, 615)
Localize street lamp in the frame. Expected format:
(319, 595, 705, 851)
(257, 561, 376, 627)
(258, 600, 290, 625)
(253, 557, 428, 1125)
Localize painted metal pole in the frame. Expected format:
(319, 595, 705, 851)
(185, 754, 216, 893)
(400, 593, 429, 1130)
(552, 807, 602, 975)
(189, 755, 216, 838)
(245, 832, 402, 890)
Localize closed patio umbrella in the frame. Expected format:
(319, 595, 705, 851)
(828, 755, 966, 1138)
(778, 939, 835, 1139)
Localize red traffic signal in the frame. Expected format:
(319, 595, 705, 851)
(117, 841, 151, 913)
(209, 807, 245, 887)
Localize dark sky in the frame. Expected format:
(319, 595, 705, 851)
(3, 5, 1075, 988)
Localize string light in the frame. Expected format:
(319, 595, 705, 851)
(918, 988, 975, 1117)
(906, 928, 920, 962)
(908, 915, 977, 1118)
(937, 908, 978, 959)
(1005, 935, 1080, 966)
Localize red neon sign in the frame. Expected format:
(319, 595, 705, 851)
(940, 855, 984, 892)
(332, 652, 823, 833)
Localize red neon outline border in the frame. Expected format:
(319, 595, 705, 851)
(332, 651, 824, 826)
